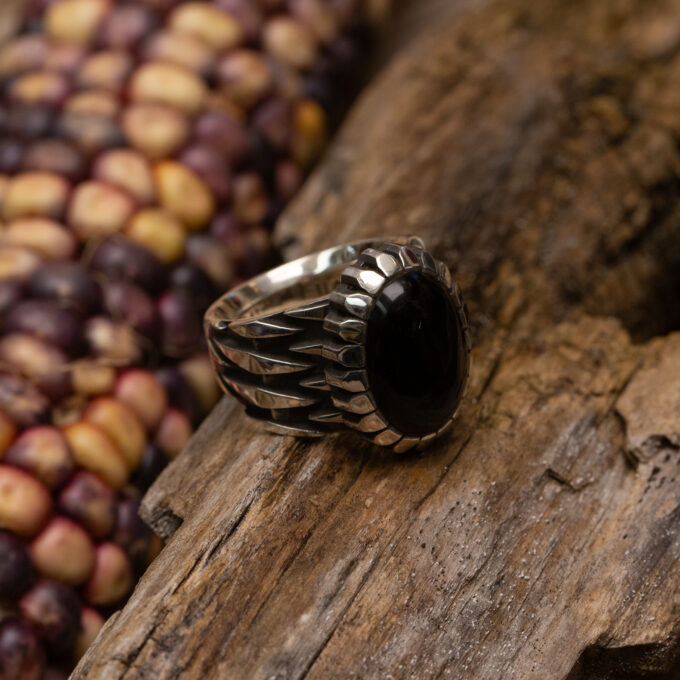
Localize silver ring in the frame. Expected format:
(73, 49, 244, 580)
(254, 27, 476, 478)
(204, 236, 471, 452)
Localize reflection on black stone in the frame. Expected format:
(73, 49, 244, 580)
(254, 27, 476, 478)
(366, 272, 465, 437)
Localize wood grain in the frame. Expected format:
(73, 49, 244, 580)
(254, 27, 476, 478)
(74, 0, 680, 677)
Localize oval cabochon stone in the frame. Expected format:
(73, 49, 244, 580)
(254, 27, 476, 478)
(365, 271, 466, 437)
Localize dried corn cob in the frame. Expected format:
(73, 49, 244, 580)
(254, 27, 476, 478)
(0, 0, 390, 675)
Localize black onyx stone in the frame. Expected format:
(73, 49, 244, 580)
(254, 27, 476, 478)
(366, 272, 466, 437)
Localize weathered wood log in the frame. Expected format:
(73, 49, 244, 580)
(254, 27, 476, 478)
(74, 0, 680, 677)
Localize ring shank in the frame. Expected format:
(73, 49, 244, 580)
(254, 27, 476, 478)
(204, 238, 391, 329)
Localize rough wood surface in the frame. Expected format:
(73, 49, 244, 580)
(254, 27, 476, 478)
(75, 0, 680, 678)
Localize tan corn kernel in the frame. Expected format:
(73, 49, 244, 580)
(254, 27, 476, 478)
(122, 103, 189, 160)
(65, 89, 119, 117)
(84, 397, 146, 471)
(263, 16, 318, 70)
(30, 517, 95, 586)
(94, 149, 155, 204)
(46, 0, 109, 45)
(3, 426, 73, 490)
(8, 70, 69, 106)
(114, 370, 167, 431)
(68, 181, 135, 239)
(71, 359, 117, 396)
(130, 61, 208, 116)
(63, 421, 129, 490)
(3, 218, 77, 260)
(292, 98, 327, 167)
(3, 172, 70, 221)
(144, 30, 214, 74)
(218, 49, 272, 108)
(78, 49, 133, 91)
(126, 209, 186, 263)
(84, 542, 133, 606)
(0, 465, 52, 537)
(0, 333, 66, 381)
(0, 246, 41, 281)
(168, 3, 243, 51)
(154, 161, 215, 230)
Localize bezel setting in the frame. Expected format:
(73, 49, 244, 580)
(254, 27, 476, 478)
(323, 240, 471, 452)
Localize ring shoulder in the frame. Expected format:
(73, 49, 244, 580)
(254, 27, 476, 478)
(206, 297, 342, 436)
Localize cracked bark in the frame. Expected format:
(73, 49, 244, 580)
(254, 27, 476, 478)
(74, 0, 680, 678)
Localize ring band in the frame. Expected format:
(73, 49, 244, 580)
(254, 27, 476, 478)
(204, 237, 471, 452)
